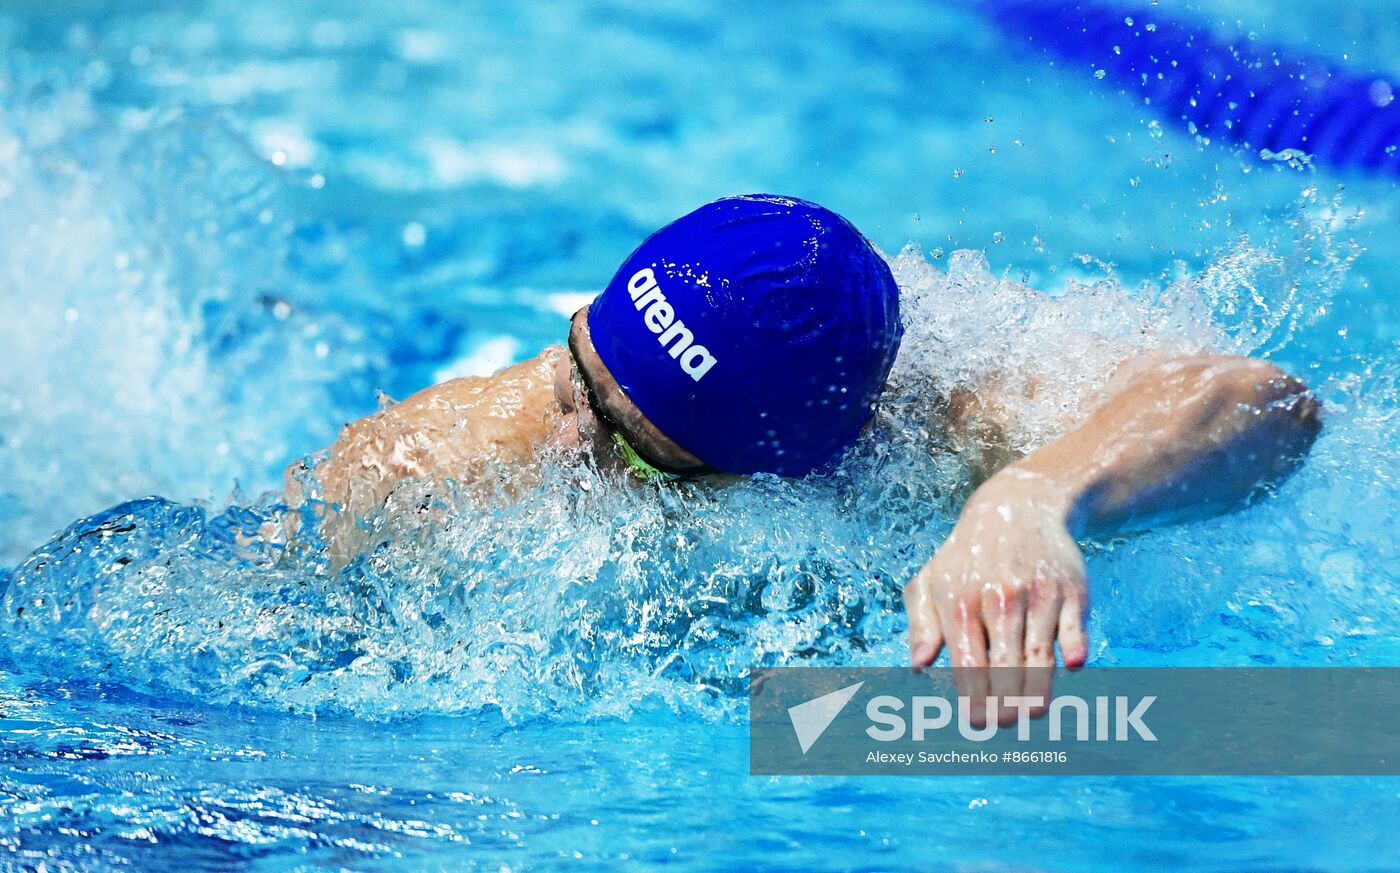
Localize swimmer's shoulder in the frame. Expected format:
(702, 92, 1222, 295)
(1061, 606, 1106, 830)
(316, 346, 568, 502)
(390, 345, 565, 413)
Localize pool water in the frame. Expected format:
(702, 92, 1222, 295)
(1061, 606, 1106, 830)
(2, 0, 1399, 869)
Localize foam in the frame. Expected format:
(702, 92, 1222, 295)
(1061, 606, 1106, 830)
(3, 222, 1388, 720)
(0, 71, 383, 563)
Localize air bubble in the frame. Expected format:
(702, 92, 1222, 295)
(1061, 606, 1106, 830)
(402, 222, 427, 248)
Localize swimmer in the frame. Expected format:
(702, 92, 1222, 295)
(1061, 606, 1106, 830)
(294, 194, 1321, 719)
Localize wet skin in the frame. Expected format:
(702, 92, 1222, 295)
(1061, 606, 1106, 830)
(296, 307, 1321, 723)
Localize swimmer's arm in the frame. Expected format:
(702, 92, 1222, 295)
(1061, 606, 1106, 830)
(283, 347, 566, 566)
(903, 355, 1320, 716)
(1003, 355, 1322, 538)
(290, 347, 566, 509)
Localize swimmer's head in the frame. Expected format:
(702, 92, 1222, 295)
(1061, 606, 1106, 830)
(574, 194, 903, 477)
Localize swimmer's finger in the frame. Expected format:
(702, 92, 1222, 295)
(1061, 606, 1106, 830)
(902, 575, 944, 669)
(985, 586, 1025, 725)
(947, 596, 989, 668)
(953, 664, 992, 728)
(985, 586, 1026, 668)
(1023, 585, 1060, 715)
(948, 599, 990, 726)
(1057, 586, 1089, 670)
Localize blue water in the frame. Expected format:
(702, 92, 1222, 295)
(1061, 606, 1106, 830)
(2, 1, 1399, 869)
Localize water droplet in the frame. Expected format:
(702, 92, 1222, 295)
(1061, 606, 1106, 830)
(1370, 80, 1394, 107)
(1094, 69, 1107, 80)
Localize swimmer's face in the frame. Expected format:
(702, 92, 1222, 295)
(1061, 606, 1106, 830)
(546, 306, 709, 474)
(546, 346, 616, 463)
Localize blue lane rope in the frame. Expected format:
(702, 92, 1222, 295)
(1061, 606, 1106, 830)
(989, 2, 1400, 176)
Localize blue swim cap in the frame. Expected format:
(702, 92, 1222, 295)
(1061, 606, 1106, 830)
(587, 194, 903, 476)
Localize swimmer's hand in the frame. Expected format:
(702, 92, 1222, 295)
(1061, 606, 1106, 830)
(903, 471, 1087, 726)
(904, 354, 1322, 724)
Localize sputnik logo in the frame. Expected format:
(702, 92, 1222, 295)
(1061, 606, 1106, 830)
(787, 681, 864, 754)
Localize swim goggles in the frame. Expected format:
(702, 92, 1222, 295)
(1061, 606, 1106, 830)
(565, 342, 712, 482)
